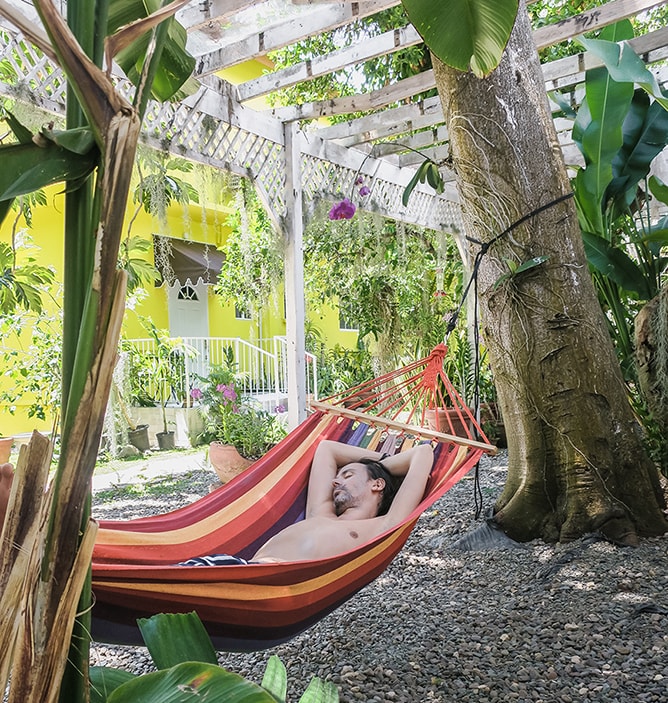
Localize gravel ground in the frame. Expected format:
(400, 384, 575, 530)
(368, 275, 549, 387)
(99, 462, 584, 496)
(91, 452, 668, 702)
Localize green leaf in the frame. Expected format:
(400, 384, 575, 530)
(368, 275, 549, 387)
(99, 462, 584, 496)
(549, 90, 577, 119)
(581, 231, 652, 298)
(3, 108, 33, 144)
(261, 655, 287, 703)
(0, 141, 98, 201)
(640, 226, 668, 246)
(512, 255, 549, 274)
(649, 175, 668, 206)
(90, 666, 137, 703)
(401, 0, 518, 78)
(137, 612, 219, 670)
(41, 126, 97, 155)
(607, 93, 668, 215)
(108, 0, 196, 102)
(107, 662, 276, 703)
(298, 677, 339, 703)
(579, 35, 668, 112)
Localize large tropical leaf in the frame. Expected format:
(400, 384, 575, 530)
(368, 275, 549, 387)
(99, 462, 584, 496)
(108, 0, 196, 101)
(0, 140, 98, 201)
(606, 91, 668, 216)
(106, 662, 276, 703)
(581, 230, 653, 298)
(137, 612, 218, 670)
(579, 35, 668, 112)
(89, 667, 137, 703)
(401, 0, 518, 78)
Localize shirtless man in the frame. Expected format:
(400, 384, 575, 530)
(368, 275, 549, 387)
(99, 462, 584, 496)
(250, 439, 434, 562)
(0, 439, 434, 564)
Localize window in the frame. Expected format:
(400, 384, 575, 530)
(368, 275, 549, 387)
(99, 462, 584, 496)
(338, 302, 358, 331)
(235, 304, 251, 320)
(177, 285, 199, 301)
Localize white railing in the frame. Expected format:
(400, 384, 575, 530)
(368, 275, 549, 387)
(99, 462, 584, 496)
(124, 336, 318, 411)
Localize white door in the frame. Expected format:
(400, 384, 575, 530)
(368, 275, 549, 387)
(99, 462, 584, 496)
(168, 281, 210, 383)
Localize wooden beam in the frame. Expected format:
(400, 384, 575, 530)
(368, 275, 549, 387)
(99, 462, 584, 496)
(177, 0, 263, 31)
(533, 0, 667, 50)
(270, 69, 435, 121)
(237, 24, 422, 102)
(310, 401, 498, 454)
(192, 0, 401, 75)
(316, 95, 442, 141)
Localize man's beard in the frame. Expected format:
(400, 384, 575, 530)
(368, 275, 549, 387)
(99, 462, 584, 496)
(333, 488, 352, 516)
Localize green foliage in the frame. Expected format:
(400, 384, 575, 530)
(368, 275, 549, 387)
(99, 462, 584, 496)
(0, 309, 62, 421)
(492, 255, 550, 291)
(0, 240, 55, 314)
(268, 6, 434, 114)
(215, 181, 283, 313)
(566, 21, 668, 381)
(314, 342, 375, 397)
(140, 319, 198, 432)
(401, 0, 518, 77)
(304, 212, 459, 366)
(118, 235, 161, 293)
(107, 0, 196, 103)
(133, 151, 200, 221)
(90, 611, 338, 703)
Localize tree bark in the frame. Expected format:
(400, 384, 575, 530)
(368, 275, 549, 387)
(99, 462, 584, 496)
(432, 1, 667, 543)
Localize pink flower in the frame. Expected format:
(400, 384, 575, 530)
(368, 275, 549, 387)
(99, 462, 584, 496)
(190, 387, 203, 400)
(358, 185, 370, 197)
(328, 198, 356, 220)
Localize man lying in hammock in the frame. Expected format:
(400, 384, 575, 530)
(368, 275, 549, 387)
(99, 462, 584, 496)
(181, 439, 434, 565)
(0, 440, 434, 565)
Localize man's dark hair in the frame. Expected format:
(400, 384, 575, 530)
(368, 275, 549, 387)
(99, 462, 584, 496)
(359, 458, 400, 516)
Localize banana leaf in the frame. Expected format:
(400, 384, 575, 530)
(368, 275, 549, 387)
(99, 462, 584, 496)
(137, 612, 218, 670)
(582, 230, 653, 298)
(401, 0, 518, 78)
(106, 662, 275, 703)
(89, 667, 136, 703)
(606, 91, 668, 217)
(108, 0, 195, 101)
(0, 141, 98, 201)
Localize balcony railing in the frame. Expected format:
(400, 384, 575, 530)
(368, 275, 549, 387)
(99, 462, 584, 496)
(123, 336, 317, 411)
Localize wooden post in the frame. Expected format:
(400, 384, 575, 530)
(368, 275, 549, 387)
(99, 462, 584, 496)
(283, 121, 307, 428)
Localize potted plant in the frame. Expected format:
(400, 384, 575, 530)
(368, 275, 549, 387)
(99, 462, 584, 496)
(142, 320, 196, 451)
(193, 362, 286, 483)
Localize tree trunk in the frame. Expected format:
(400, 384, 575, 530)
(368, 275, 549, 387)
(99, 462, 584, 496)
(432, 2, 667, 543)
(635, 283, 668, 475)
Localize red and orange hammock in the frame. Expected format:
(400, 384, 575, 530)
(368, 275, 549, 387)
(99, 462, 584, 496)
(91, 345, 496, 651)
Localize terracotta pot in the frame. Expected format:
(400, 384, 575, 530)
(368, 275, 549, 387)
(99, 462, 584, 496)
(209, 442, 252, 484)
(425, 407, 471, 437)
(0, 436, 13, 463)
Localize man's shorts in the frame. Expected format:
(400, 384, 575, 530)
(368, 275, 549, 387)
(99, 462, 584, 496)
(178, 554, 249, 566)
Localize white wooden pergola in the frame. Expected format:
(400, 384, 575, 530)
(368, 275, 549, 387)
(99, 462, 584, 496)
(1, 0, 667, 427)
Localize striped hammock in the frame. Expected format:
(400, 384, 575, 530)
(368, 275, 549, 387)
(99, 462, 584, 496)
(91, 345, 496, 651)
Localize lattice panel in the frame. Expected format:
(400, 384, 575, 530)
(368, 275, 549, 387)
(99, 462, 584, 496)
(0, 23, 458, 232)
(301, 154, 463, 233)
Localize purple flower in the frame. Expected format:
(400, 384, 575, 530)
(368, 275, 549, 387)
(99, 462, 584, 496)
(328, 198, 356, 220)
(190, 387, 203, 400)
(358, 185, 370, 197)
(355, 175, 364, 185)
(274, 404, 286, 413)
